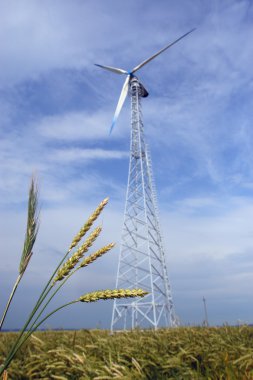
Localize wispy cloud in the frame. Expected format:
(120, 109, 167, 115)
(49, 148, 128, 162)
(36, 110, 119, 141)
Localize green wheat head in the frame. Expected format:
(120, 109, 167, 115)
(19, 176, 39, 275)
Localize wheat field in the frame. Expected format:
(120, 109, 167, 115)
(1, 326, 253, 379)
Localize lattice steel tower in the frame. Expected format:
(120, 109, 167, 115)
(95, 29, 195, 330)
(111, 78, 177, 330)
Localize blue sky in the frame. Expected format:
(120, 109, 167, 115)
(0, 0, 253, 329)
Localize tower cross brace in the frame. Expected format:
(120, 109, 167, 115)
(111, 77, 178, 330)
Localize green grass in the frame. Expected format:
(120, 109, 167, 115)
(1, 326, 253, 379)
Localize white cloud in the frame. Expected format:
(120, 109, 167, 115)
(49, 148, 128, 162)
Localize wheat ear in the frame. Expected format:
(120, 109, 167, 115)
(53, 226, 102, 283)
(79, 243, 115, 268)
(79, 289, 148, 303)
(68, 198, 108, 251)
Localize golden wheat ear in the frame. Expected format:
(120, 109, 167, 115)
(78, 289, 149, 303)
(79, 243, 115, 268)
(3, 370, 8, 380)
(53, 227, 102, 284)
(19, 176, 40, 274)
(68, 197, 108, 251)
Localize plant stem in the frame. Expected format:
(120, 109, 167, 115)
(26, 268, 78, 333)
(4, 268, 80, 371)
(1, 249, 72, 367)
(0, 300, 77, 375)
(0, 274, 22, 331)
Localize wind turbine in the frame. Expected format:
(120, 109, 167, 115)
(96, 29, 195, 330)
(95, 28, 195, 134)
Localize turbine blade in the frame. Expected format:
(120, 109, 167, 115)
(95, 64, 128, 75)
(132, 28, 196, 73)
(109, 75, 130, 134)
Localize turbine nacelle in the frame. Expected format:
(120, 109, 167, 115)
(129, 76, 149, 98)
(95, 28, 195, 134)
